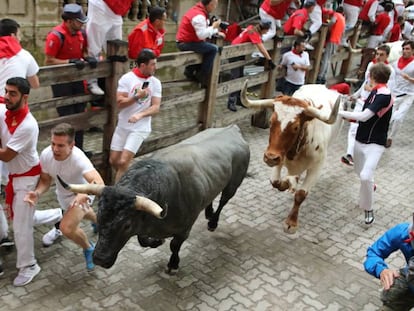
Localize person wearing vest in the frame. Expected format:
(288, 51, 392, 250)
(338, 63, 393, 226)
(0, 78, 60, 286)
(227, 21, 274, 112)
(44, 4, 93, 154)
(386, 40, 414, 148)
(176, 0, 226, 87)
(340, 45, 394, 167)
(283, 0, 316, 37)
(367, 3, 393, 48)
(259, 0, 294, 42)
(86, 0, 134, 96)
(128, 6, 166, 59)
(364, 216, 414, 309)
(359, 0, 379, 25)
(316, 6, 346, 84)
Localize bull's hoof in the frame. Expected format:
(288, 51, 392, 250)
(283, 222, 298, 234)
(137, 236, 165, 248)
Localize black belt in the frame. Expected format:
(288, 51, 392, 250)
(396, 93, 407, 98)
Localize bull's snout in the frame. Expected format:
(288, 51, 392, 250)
(263, 152, 281, 167)
(93, 251, 116, 269)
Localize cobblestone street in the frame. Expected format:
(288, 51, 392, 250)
(0, 101, 413, 310)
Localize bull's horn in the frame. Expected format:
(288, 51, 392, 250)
(135, 196, 166, 219)
(57, 175, 104, 195)
(240, 80, 275, 109)
(303, 96, 341, 124)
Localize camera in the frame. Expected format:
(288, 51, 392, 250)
(210, 16, 229, 30)
(219, 21, 229, 30)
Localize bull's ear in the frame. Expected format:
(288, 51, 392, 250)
(135, 196, 166, 219)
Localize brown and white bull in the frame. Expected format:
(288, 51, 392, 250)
(241, 81, 344, 233)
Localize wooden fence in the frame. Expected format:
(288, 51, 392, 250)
(33, 23, 363, 183)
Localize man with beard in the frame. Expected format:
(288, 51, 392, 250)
(0, 78, 42, 286)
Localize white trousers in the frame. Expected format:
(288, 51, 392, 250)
(0, 204, 62, 240)
(353, 141, 385, 211)
(259, 8, 280, 42)
(309, 4, 322, 35)
(389, 94, 414, 140)
(367, 35, 383, 48)
(343, 3, 360, 29)
(86, 0, 123, 57)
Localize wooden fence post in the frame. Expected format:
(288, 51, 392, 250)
(340, 22, 361, 77)
(307, 25, 328, 83)
(251, 36, 281, 129)
(199, 38, 224, 129)
(102, 40, 129, 184)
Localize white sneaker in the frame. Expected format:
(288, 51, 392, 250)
(304, 43, 314, 50)
(13, 264, 41, 286)
(42, 228, 62, 247)
(88, 82, 104, 95)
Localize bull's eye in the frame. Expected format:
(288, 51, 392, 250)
(122, 221, 132, 232)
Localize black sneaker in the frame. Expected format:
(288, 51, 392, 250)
(341, 154, 354, 166)
(1, 237, 15, 252)
(365, 210, 375, 225)
(0, 237, 14, 247)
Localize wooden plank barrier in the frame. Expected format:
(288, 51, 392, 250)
(33, 24, 361, 183)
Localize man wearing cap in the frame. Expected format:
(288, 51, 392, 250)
(86, 0, 134, 95)
(364, 219, 414, 309)
(44, 3, 95, 153)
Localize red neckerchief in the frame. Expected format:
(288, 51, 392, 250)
(372, 59, 388, 64)
(404, 231, 414, 243)
(398, 56, 414, 69)
(372, 83, 387, 90)
(292, 48, 302, 56)
(132, 68, 150, 79)
(5, 104, 29, 134)
(0, 36, 22, 59)
(5, 163, 41, 219)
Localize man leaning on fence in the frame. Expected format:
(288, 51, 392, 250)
(176, 0, 226, 87)
(44, 4, 98, 155)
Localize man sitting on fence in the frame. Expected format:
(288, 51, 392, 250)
(176, 0, 226, 87)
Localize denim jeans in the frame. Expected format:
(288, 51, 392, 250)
(177, 41, 219, 77)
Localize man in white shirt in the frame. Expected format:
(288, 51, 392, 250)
(110, 49, 162, 181)
(386, 40, 414, 148)
(278, 39, 311, 96)
(25, 123, 104, 272)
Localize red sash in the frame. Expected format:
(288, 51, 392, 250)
(6, 163, 41, 219)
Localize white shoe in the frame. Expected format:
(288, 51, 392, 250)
(42, 228, 62, 247)
(304, 43, 314, 50)
(13, 264, 41, 286)
(88, 82, 104, 95)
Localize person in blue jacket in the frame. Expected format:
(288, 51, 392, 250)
(364, 219, 414, 310)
